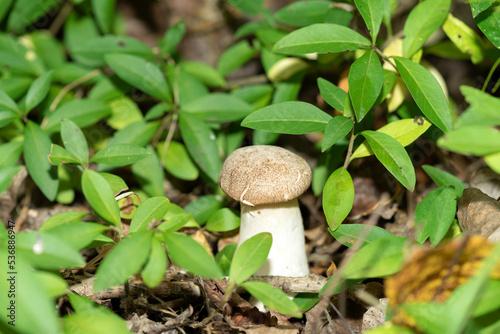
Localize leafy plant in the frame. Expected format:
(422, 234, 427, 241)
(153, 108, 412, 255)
(0, 0, 500, 333)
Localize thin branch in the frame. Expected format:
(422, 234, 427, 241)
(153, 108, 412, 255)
(343, 117, 356, 169)
(49, 69, 102, 112)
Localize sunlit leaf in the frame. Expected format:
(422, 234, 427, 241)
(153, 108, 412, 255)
(437, 126, 500, 156)
(162, 232, 223, 279)
(94, 230, 153, 291)
(348, 50, 384, 122)
(322, 167, 354, 231)
(229, 233, 272, 285)
(273, 23, 371, 55)
(81, 170, 121, 227)
(354, 0, 384, 43)
(242, 101, 331, 134)
(360, 130, 416, 191)
(240, 281, 302, 318)
(351, 117, 431, 160)
(393, 56, 452, 133)
(178, 113, 221, 183)
(24, 121, 59, 201)
(415, 186, 457, 245)
(129, 197, 170, 233)
(402, 0, 451, 57)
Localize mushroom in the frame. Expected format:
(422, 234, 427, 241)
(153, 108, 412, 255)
(219, 145, 311, 278)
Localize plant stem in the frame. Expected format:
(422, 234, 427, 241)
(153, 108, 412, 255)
(49, 69, 101, 112)
(343, 118, 356, 169)
(482, 56, 500, 92)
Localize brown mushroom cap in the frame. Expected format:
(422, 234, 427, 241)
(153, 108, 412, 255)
(219, 145, 312, 206)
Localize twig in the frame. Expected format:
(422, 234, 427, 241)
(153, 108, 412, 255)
(48, 1, 74, 36)
(343, 118, 356, 169)
(49, 69, 101, 112)
(329, 301, 356, 334)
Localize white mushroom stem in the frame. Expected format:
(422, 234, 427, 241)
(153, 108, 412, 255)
(238, 198, 309, 277)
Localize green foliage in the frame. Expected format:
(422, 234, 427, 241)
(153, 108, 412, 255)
(1, 0, 499, 330)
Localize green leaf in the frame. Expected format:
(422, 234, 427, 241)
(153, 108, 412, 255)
(242, 101, 331, 134)
(361, 130, 416, 191)
(168, 66, 209, 107)
(63, 312, 131, 334)
(437, 126, 500, 156)
(226, 0, 264, 15)
(0, 0, 13, 23)
(25, 70, 53, 111)
(108, 120, 160, 147)
(81, 170, 121, 227)
(217, 40, 258, 76)
(0, 86, 22, 113)
(318, 77, 347, 111)
(105, 54, 172, 102)
(460, 86, 500, 126)
(178, 113, 221, 183)
(240, 281, 302, 318)
(322, 167, 354, 231)
(7, 0, 60, 33)
(354, 0, 384, 43)
(206, 208, 241, 232)
(182, 93, 253, 122)
(273, 23, 371, 55)
(414, 186, 457, 245)
(72, 35, 154, 67)
(443, 13, 484, 64)
(129, 197, 170, 233)
(107, 96, 143, 130)
(94, 230, 153, 291)
(330, 224, 397, 248)
(158, 205, 195, 233)
(40, 211, 87, 231)
(91, 0, 115, 34)
(47, 144, 81, 165)
(229, 232, 272, 285)
(16, 231, 86, 270)
(0, 141, 23, 168)
(158, 141, 199, 181)
(183, 195, 224, 224)
(31, 30, 66, 70)
(141, 236, 168, 288)
(61, 118, 89, 165)
(342, 236, 408, 279)
(159, 19, 186, 56)
(43, 99, 112, 133)
(36, 270, 68, 298)
(162, 232, 223, 279)
(131, 146, 165, 197)
(422, 164, 467, 198)
(474, 4, 500, 48)
(90, 144, 151, 166)
(402, 0, 451, 58)
(45, 222, 109, 250)
(100, 173, 128, 195)
(24, 121, 59, 201)
(274, 1, 333, 27)
(181, 61, 226, 88)
(216, 243, 237, 276)
(393, 56, 452, 133)
(485, 152, 500, 175)
(348, 50, 384, 122)
(470, 0, 495, 18)
(0, 252, 61, 334)
(351, 117, 432, 160)
(0, 166, 22, 194)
